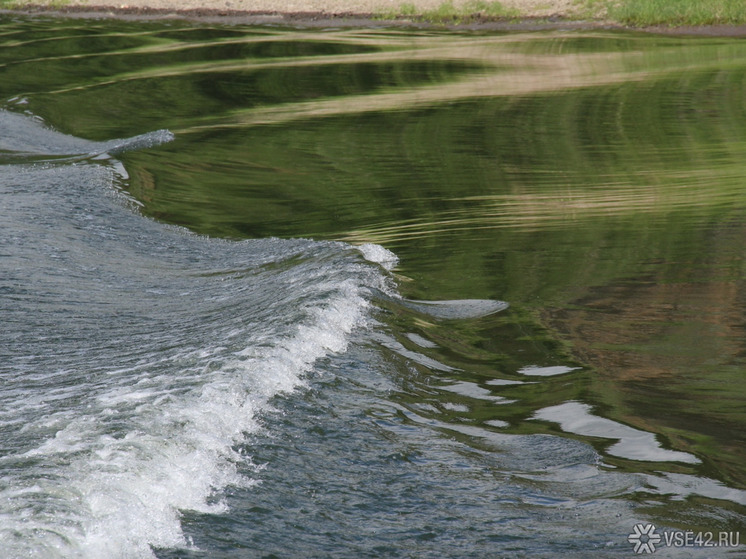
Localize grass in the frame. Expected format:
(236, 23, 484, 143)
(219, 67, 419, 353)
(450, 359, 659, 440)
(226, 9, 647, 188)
(377, 0, 746, 26)
(378, 0, 520, 23)
(607, 0, 746, 26)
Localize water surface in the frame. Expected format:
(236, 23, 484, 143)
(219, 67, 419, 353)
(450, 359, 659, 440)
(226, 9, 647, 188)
(1, 16, 746, 557)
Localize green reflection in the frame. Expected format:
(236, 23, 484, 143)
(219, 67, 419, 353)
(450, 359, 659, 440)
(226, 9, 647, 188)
(124, 32, 746, 496)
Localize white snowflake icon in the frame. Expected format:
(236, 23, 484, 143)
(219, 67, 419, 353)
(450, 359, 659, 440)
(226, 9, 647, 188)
(628, 523, 662, 554)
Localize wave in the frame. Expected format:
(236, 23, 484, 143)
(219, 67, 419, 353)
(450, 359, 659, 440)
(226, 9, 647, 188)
(0, 108, 514, 557)
(0, 108, 173, 163)
(0, 110, 397, 557)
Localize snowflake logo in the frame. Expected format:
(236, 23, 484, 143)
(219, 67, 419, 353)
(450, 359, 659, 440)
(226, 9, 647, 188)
(628, 523, 662, 554)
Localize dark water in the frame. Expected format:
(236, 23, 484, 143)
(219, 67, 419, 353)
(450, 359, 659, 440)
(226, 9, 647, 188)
(1, 15, 746, 558)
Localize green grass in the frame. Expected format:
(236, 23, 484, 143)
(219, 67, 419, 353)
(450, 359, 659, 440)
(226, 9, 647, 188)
(464, 0, 520, 17)
(378, 0, 746, 26)
(607, 0, 746, 26)
(378, 0, 520, 23)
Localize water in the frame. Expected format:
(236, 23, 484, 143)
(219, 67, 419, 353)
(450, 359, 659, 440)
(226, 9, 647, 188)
(1, 16, 746, 558)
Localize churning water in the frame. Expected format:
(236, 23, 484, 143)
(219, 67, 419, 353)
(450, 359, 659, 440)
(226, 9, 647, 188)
(1, 108, 399, 556)
(1, 16, 746, 558)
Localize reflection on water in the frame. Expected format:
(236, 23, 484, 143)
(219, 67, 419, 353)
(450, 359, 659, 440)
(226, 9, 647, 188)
(534, 401, 700, 463)
(3, 16, 746, 556)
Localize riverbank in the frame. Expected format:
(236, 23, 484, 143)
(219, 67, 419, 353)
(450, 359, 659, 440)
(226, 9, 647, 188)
(0, 0, 587, 20)
(3, 0, 746, 36)
(2, 0, 746, 31)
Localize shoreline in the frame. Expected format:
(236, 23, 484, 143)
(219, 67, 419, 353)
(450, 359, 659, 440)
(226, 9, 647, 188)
(0, 5, 601, 29)
(4, 3, 746, 36)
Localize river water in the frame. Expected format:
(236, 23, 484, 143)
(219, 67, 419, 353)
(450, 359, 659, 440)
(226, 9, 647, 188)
(1, 15, 745, 558)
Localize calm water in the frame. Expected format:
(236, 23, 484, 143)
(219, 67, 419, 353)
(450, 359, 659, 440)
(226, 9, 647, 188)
(1, 15, 746, 558)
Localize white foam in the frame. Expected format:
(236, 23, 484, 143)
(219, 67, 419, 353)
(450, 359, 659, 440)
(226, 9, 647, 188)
(2, 278, 372, 558)
(356, 243, 399, 271)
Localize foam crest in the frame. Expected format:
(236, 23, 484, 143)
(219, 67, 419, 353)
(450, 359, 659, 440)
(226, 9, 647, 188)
(0, 156, 383, 557)
(61, 277, 370, 558)
(356, 243, 399, 271)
